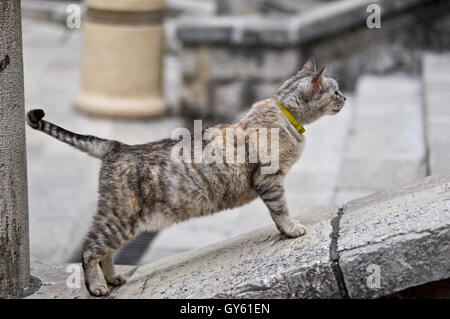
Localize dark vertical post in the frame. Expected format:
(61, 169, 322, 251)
(0, 0, 30, 297)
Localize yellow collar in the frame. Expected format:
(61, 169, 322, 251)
(276, 101, 305, 135)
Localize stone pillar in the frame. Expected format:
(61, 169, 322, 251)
(75, 0, 168, 118)
(0, 0, 31, 297)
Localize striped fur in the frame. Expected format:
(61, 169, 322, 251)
(27, 109, 115, 158)
(26, 58, 346, 296)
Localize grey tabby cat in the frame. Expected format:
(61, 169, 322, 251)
(27, 58, 346, 296)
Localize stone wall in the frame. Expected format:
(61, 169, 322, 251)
(180, 46, 300, 119)
(216, 0, 320, 16)
(177, 0, 450, 121)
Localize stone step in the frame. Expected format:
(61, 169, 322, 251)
(422, 53, 450, 175)
(27, 173, 450, 298)
(335, 74, 427, 204)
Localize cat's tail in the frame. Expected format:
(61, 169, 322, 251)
(26, 109, 115, 159)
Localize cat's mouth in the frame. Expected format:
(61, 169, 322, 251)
(332, 102, 345, 113)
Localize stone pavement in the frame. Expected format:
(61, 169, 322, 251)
(22, 17, 447, 266)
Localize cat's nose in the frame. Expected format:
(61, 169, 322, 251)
(335, 91, 346, 101)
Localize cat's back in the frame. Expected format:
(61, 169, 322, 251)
(100, 137, 257, 220)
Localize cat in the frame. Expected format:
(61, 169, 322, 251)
(26, 58, 346, 296)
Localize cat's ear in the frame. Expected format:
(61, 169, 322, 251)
(302, 58, 316, 73)
(310, 66, 326, 91)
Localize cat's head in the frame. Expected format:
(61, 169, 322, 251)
(274, 58, 346, 124)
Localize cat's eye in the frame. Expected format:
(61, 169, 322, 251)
(335, 91, 339, 96)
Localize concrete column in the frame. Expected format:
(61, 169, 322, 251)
(0, 0, 31, 297)
(75, 0, 168, 118)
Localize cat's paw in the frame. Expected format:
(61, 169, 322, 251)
(107, 274, 126, 286)
(88, 282, 110, 297)
(281, 222, 307, 238)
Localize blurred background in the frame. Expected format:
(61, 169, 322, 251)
(22, 0, 450, 266)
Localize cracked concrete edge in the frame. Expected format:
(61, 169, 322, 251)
(324, 173, 450, 299)
(328, 207, 350, 299)
(335, 173, 450, 298)
(340, 227, 450, 298)
(212, 262, 340, 299)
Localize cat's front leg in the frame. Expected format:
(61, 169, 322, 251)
(270, 212, 307, 238)
(253, 173, 306, 238)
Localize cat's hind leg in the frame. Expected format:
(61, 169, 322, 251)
(82, 224, 133, 296)
(81, 215, 130, 295)
(81, 248, 109, 296)
(82, 180, 145, 296)
(100, 253, 126, 286)
(82, 211, 138, 296)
